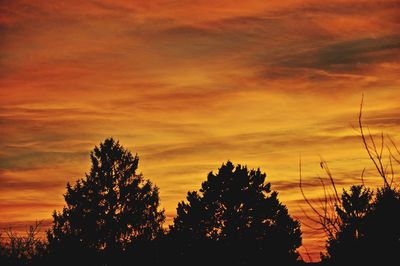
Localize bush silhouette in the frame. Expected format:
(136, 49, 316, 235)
(46, 138, 165, 265)
(168, 161, 302, 265)
(0, 222, 45, 266)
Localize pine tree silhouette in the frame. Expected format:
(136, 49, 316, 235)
(46, 138, 165, 265)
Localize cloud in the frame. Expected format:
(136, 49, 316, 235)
(277, 35, 400, 72)
(298, 0, 400, 16)
(0, 151, 87, 170)
(362, 108, 400, 128)
(0, 174, 65, 192)
(1, 0, 400, 261)
(0, 219, 52, 234)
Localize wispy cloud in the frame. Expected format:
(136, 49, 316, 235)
(1, 0, 399, 261)
(277, 35, 400, 72)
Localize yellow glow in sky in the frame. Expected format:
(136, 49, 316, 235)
(1, 0, 399, 261)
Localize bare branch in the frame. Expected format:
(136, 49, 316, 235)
(360, 168, 366, 187)
(358, 95, 389, 187)
(320, 159, 341, 205)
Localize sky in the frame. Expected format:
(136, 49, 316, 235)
(1, 0, 400, 261)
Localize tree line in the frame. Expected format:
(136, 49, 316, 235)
(2, 138, 303, 265)
(1, 106, 400, 265)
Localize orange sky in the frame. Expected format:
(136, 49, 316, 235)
(1, 0, 400, 261)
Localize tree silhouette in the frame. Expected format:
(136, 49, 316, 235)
(46, 138, 165, 265)
(169, 161, 302, 265)
(300, 97, 400, 264)
(323, 186, 400, 264)
(365, 187, 400, 262)
(323, 185, 373, 262)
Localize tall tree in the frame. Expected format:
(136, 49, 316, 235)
(169, 161, 302, 265)
(47, 138, 165, 264)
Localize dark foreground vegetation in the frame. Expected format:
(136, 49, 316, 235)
(1, 104, 399, 265)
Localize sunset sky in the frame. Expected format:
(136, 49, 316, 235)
(1, 0, 399, 261)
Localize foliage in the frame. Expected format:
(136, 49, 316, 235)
(323, 186, 400, 264)
(46, 138, 165, 264)
(169, 161, 302, 265)
(0, 222, 45, 265)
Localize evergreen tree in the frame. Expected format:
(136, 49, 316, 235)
(169, 161, 302, 265)
(324, 185, 400, 264)
(47, 138, 165, 264)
